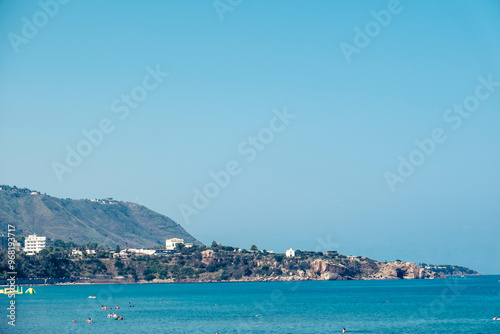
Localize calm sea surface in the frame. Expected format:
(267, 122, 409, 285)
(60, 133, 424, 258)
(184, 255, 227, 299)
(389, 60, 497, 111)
(1, 275, 499, 333)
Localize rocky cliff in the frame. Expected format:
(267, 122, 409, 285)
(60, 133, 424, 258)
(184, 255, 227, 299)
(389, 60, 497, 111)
(283, 258, 440, 281)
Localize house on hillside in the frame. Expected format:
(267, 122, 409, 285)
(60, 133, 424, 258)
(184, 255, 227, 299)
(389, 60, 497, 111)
(165, 238, 184, 250)
(286, 248, 295, 257)
(128, 249, 156, 256)
(71, 249, 83, 257)
(113, 250, 131, 259)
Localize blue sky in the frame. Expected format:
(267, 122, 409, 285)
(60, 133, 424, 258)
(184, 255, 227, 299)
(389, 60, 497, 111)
(1, 0, 499, 273)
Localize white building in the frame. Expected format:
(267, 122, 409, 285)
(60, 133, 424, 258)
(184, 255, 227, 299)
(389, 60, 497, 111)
(165, 238, 184, 250)
(128, 248, 156, 256)
(71, 249, 83, 257)
(24, 234, 53, 255)
(113, 250, 131, 259)
(285, 248, 295, 257)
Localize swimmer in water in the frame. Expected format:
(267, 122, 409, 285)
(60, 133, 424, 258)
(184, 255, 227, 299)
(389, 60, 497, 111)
(86, 317, 92, 324)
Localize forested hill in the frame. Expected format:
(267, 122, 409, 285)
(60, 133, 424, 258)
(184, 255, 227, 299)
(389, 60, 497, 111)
(0, 185, 201, 248)
(419, 263, 480, 276)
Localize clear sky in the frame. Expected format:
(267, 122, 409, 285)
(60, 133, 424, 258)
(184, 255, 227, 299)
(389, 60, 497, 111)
(1, 0, 499, 274)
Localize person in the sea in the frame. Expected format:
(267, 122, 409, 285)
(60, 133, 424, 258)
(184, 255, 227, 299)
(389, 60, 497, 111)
(342, 328, 347, 333)
(107, 312, 112, 318)
(116, 305, 120, 309)
(119, 315, 123, 320)
(86, 317, 92, 324)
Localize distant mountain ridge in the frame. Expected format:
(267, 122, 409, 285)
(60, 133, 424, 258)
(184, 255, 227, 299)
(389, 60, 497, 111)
(0, 185, 201, 248)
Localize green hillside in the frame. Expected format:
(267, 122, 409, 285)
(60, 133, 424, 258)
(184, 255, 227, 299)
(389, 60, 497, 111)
(0, 185, 201, 248)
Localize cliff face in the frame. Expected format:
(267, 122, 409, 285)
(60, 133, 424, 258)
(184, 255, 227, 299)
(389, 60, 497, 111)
(303, 259, 374, 280)
(284, 259, 440, 281)
(183, 250, 443, 283)
(5, 244, 450, 283)
(376, 261, 438, 279)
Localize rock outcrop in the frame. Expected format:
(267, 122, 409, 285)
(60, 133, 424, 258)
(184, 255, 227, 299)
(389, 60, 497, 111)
(287, 259, 440, 281)
(201, 249, 214, 265)
(375, 261, 438, 279)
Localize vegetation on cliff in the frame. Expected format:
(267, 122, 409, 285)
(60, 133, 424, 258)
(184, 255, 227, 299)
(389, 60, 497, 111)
(1, 240, 473, 283)
(418, 263, 479, 276)
(0, 185, 200, 248)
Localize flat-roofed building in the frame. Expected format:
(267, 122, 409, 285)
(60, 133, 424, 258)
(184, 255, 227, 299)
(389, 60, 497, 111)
(24, 234, 53, 255)
(165, 238, 184, 250)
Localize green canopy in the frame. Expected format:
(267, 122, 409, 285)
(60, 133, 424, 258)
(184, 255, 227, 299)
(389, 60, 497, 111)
(25, 288, 36, 294)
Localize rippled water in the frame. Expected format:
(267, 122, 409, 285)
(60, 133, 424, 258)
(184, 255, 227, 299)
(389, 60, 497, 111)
(1, 275, 499, 333)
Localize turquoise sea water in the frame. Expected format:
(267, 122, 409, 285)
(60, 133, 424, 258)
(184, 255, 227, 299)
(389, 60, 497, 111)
(1, 275, 499, 333)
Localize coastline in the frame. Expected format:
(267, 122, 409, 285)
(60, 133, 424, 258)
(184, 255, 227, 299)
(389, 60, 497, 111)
(1, 274, 461, 288)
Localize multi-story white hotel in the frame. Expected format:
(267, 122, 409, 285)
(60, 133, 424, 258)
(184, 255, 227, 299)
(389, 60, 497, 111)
(24, 234, 53, 255)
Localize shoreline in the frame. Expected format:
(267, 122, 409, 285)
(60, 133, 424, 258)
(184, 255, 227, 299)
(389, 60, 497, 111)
(1, 274, 476, 288)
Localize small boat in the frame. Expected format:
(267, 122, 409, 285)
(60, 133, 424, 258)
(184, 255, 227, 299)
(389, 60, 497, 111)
(88, 295, 97, 298)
